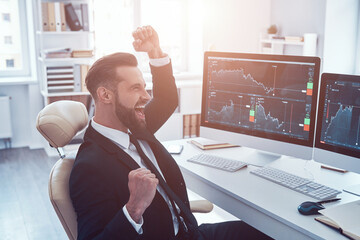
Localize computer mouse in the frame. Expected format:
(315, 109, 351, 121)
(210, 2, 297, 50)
(297, 201, 325, 215)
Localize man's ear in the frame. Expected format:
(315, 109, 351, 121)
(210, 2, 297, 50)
(96, 87, 113, 104)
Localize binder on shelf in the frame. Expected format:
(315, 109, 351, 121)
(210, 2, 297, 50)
(41, 2, 49, 31)
(58, 2, 66, 31)
(80, 64, 89, 92)
(183, 114, 191, 138)
(47, 2, 56, 31)
(88, 99, 95, 118)
(190, 114, 200, 137)
(80, 3, 89, 31)
(54, 2, 61, 32)
(73, 64, 81, 92)
(64, 3, 82, 31)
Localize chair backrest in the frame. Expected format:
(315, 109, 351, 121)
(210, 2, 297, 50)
(36, 100, 88, 240)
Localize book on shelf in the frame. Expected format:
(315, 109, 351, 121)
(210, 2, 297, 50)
(190, 137, 239, 150)
(315, 200, 360, 240)
(285, 36, 304, 42)
(272, 36, 285, 40)
(43, 48, 72, 58)
(72, 49, 93, 58)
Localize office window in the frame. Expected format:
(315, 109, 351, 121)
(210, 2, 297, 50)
(93, 0, 203, 74)
(6, 59, 14, 67)
(136, 0, 186, 72)
(2, 13, 11, 21)
(0, 0, 30, 76)
(4, 36, 12, 44)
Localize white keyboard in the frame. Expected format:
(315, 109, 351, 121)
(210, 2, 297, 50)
(251, 167, 342, 200)
(187, 154, 247, 172)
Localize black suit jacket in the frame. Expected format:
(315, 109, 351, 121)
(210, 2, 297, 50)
(69, 63, 191, 240)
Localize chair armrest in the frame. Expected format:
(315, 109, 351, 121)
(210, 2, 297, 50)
(189, 200, 214, 213)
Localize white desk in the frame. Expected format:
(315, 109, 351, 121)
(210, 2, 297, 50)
(162, 139, 360, 240)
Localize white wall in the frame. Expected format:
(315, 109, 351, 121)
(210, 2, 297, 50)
(0, 84, 43, 149)
(202, 0, 271, 52)
(323, 0, 359, 74)
(270, 0, 326, 57)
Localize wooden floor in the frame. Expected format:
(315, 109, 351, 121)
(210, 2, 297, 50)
(0, 147, 67, 240)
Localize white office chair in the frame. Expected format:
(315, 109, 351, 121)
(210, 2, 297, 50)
(36, 100, 213, 240)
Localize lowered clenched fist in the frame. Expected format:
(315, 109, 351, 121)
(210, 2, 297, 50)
(126, 168, 159, 223)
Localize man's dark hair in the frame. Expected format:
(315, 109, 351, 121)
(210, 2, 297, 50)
(85, 52, 138, 101)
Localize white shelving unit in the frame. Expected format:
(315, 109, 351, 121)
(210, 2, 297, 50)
(259, 39, 304, 55)
(259, 34, 317, 56)
(34, 0, 94, 105)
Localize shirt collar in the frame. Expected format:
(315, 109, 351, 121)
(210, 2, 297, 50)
(91, 117, 131, 149)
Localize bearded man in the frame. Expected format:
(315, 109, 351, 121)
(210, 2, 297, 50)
(69, 26, 272, 240)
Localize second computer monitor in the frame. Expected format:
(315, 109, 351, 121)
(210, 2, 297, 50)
(314, 73, 360, 174)
(200, 52, 321, 159)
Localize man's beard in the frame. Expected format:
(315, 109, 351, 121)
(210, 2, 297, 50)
(115, 99, 147, 132)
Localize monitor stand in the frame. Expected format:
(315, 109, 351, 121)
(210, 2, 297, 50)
(344, 184, 360, 197)
(245, 150, 281, 167)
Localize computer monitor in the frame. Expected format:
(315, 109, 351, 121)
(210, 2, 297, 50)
(200, 52, 321, 160)
(314, 73, 360, 174)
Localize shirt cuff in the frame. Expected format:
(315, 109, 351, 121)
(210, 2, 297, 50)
(122, 205, 144, 234)
(149, 55, 170, 67)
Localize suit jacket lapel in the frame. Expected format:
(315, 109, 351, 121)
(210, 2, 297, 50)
(84, 123, 140, 170)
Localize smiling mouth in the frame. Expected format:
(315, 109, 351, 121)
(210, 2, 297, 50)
(134, 105, 145, 119)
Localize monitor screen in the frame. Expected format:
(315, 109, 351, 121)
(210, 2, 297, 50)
(201, 52, 320, 159)
(314, 73, 360, 173)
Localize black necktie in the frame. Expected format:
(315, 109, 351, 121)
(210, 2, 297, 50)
(129, 134, 198, 236)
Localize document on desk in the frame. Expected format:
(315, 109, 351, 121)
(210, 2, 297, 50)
(315, 200, 360, 240)
(190, 137, 239, 150)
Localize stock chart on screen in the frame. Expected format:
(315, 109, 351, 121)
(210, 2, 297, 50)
(203, 55, 317, 143)
(319, 80, 360, 150)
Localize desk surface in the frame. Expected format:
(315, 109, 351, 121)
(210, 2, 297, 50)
(162, 138, 360, 240)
